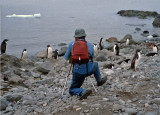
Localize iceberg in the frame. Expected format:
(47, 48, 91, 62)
(6, 13, 41, 18)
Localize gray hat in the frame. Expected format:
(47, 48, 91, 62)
(74, 28, 87, 38)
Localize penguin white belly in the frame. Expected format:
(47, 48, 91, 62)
(153, 47, 157, 53)
(126, 39, 129, 45)
(47, 47, 53, 58)
(113, 45, 116, 54)
(22, 51, 27, 60)
(94, 45, 98, 55)
(135, 53, 141, 69)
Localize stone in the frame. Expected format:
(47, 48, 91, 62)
(36, 67, 50, 74)
(106, 37, 118, 43)
(120, 34, 132, 43)
(37, 50, 47, 58)
(8, 75, 25, 84)
(152, 15, 160, 27)
(5, 94, 23, 102)
(0, 98, 9, 110)
(124, 108, 137, 115)
(151, 98, 160, 104)
(58, 47, 68, 56)
(113, 104, 122, 111)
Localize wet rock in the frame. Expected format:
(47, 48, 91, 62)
(152, 15, 160, 27)
(58, 43, 67, 46)
(106, 37, 118, 43)
(143, 30, 149, 34)
(135, 27, 141, 31)
(117, 10, 158, 19)
(120, 34, 133, 43)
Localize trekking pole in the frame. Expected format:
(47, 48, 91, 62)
(88, 76, 98, 92)
(61, 64, 73, 96)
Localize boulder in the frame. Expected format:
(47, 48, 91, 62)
(120, 34, 133, 43)
(117, 10, 158, 19)
(0, 98, 9, 110)
(37, 50, 47, 58)
(8, 75, 25, 84)
(5, 94, 23, 102)
(58, 47, 68, 56)
(58, 43, 67, 46)
(152, 15, 160, 27)
(36, 67, 50, 74)
(106, 37, 118, 43)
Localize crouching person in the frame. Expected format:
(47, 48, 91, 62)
(64, 28, 107, 100)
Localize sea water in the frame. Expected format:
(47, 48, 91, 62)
(1, 0, 160, 57)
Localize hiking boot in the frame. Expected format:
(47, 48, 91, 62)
(80, 90, 92, 100)
(97, 77, 107, 86)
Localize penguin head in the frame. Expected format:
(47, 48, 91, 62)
(136, 49, 141, 54)
(47, 45, 50, 48)
(4, 39, 8, 43)
(23, 49, 27, 51)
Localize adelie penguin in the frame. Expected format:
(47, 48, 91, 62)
(21, 49, 27, 60)
(93, 43, 98, 56)
(99, 37, 103, 50)
(131, 49, 141, 71)
(47, 45, 53, 59)
(126, 38, 129, 45)
(1, 39, 8, 54)
(146, 44, 158, 57)
(113, 44, 119, 56)
(53, 49, 59, 59)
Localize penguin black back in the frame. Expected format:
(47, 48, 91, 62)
(99, 37, 103, 50)
(131, 49, 141, 71)
(1, 39, 8, 54)
(53, 49, 58, 59)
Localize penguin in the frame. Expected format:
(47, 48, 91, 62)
(1, 39, 8, 54)
(126, 38, 129, 45)
(99, 37, 103, 50)
(93, 43, 98, 56)
(21, 49, 27, 60)
(47, 45, 53, 59)
(103, 63, 114, 69)
(146, 53, 157, 57)
(113, 44, 119, 56)
(53, 49, 58, 59)
(131, 49, 141, 71)
(153, 44, 158, 53)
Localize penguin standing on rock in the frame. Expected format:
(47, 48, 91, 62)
(113, 44, 119, 56)
(47, 45, 53, 59)
(53, 49, 58, 59)
(1, 39, 8, 54)
(153, 44, 158, 53)
(146, 45, 158, 57)
(21, 49, 27, 60)
(131, 49, 141, 71)
(99, 37, 103, 50)
(126, 38, 129, 45)
(93, 43, 98, 56)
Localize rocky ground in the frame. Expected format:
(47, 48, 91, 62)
(0, 33, 160, 115)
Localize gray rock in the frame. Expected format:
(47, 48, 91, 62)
(58, 47, 67, 56)
(120, 34, 132, 43)
(95, 54, 107, 62)
(145, 111, 158, 115)
(151, 98, 160, 104)
(113, 104, 123, 111)
(0, 98, 9, 110)
(123, 108, 137, 115)
(8, 75, 25, 84)
(5, 94, 23, 102)
(152, 14, 160, 27)
(36, 66, 50, 74)
(106, 37, 118, 43)
(37, 50, 47, 58)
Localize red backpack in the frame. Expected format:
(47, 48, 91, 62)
(71, 40, 89, 64)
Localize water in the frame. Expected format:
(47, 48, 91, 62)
(1, 0, 160, 57)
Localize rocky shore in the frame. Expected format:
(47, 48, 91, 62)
(117, 10, 160, 27)
(1, 33, 160, 115)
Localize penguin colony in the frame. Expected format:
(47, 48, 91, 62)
(1, 37, 159, 71)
